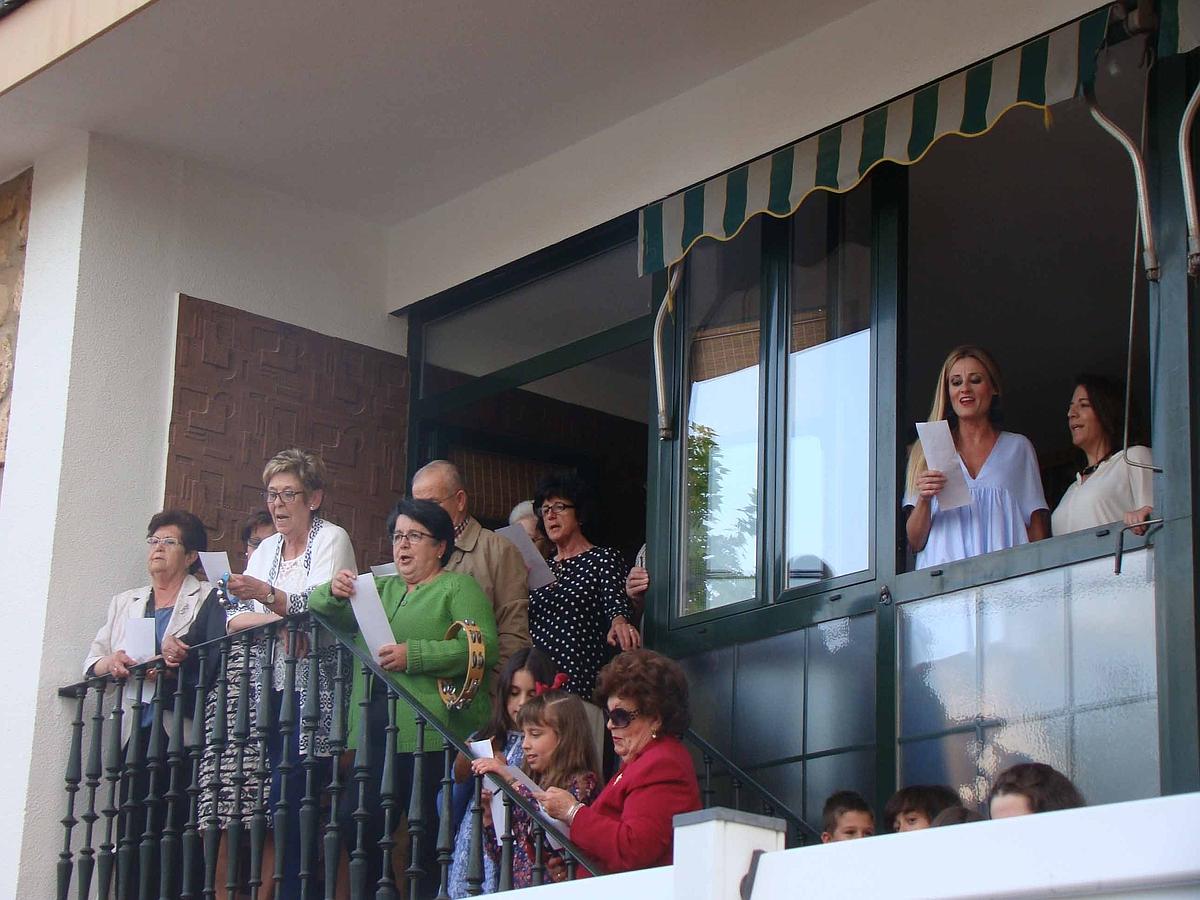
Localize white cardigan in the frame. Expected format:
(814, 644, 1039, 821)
(82, 573, 212, 744)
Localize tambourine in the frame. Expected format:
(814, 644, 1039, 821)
(438, 619, 486, 711)
(217, 574, 237, 611)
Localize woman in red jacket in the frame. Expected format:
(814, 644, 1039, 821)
(536, 649, 701, 877)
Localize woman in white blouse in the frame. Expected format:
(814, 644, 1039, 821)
(223, 447, 356, 898)
(904, 345, 1049, 569)
(1051, 376, 1154, 535)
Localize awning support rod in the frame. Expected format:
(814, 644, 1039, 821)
(1085, 83, 1160, 282)
(1178, 77, 1200, 277)
(654, 263, 683, 440)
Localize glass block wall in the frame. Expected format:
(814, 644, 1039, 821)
(898, 549, 1158, 808)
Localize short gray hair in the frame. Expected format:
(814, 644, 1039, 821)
(262, 448, 327, 493)
(509, 500, 535, 524)
(413, 459, 464, 493)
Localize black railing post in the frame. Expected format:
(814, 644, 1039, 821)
(375, 693, 399, 900)
(180, 645, 209, 900)
(497, 793, 514, 893)
(97, 684, 125, 899)
(435, 741, 454, 900)
(530, 822, 545, 887)
(139, 661, 168, 900)
(159, 659, 189, 900)
(118, 671, 147, 900)
(300, 621, 322, 898)
(406, 715, 427, 898)
(701, 753, 714, 808)
(202, 641, 230, 899)
(77, 685, 106, 900)
(274, 619, 299, 896)
(464, 776, 484, 897)
(57, 687, 86, 900)
(226, 633, 253, 898)
(323, 644, 348, 900)
(249, 632, 276, 900)
(349, 664, 374, 900)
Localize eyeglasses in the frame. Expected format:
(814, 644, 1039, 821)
(262, 489, 305, 504)
(247, 537, 265, 550)
(603, 707, 641, 728)
(538, 502, 576, 517)
(392, 530, 435, 545)
(146, 537, 183, 548)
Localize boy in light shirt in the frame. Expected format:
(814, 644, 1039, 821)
(820, 790, 876, 842)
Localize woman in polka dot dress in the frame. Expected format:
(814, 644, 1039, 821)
(528, 474, 641, 760)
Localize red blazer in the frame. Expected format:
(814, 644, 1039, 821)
(570, 735, 701, 874)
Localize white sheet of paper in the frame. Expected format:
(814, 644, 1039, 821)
(495, 524, 555, 591)
(349, 574, 395, 663)
(123, 617, 157, 663)
(370, 562, 397, 577)
(468, 739, 502, 790)
(198, 551, 234, 583)
(484, 764, 569, 851)
(916, 420, 972, 510)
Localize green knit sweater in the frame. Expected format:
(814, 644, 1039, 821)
(308, 570, 498, 752)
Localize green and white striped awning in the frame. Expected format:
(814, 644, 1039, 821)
(639, 1, 1199, 276)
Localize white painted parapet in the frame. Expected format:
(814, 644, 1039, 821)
(505, 794, 1200, 899)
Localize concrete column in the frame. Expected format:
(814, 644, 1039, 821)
(673, 807, 786, 900)
(0, 134, 90, 899)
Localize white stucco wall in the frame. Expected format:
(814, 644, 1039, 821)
(0, 133, 398, 898)
(385, 0, 1101, 309)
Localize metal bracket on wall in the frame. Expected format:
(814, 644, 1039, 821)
(1178, 76, 1200, 277)
(1085, 82, 1160, 281)
(739, 848, 767, 900)
(1114, 517, 1163, 573)
(654, 262, 683, 440)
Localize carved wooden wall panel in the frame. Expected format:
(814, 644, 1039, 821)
(165, 295, 408, 572)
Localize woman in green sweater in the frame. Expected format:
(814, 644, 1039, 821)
(309, 497, 498, 898)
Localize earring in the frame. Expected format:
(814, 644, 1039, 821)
(309, 506, 316, 511)
(651, 730, 658, 740)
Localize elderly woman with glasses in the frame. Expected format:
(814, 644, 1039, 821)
(223, 447, 356, 897)
(83, 509, 215, 894)
(536, 649, 700, 877)
(310, 497, 498, 896)
(529, 473, 639, 760)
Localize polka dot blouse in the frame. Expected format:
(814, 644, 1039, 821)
(529, 546, 631, 699)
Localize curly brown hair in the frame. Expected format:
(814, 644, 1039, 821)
(593, 649, 690, 737)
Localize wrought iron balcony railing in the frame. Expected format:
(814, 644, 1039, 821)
(56, 612, 601, 900)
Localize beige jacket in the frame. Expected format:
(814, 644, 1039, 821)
(83, 574, 212, 744)
(445, 517, 530, 675)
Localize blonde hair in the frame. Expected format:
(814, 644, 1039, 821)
(904, 345, 1004, 497)
(515, 690, 600, 791)
(262, 448, 328, 494)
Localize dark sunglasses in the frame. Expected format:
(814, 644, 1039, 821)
(604, 707, 641, 728)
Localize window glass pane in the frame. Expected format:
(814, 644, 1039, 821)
(803, 749, 876, 828)
(787, 188, 873, 588)
(898, 549, 1158, 808)
(422, 241, 650, 396)
(733, 628, 804, 766)
(805, 614, 875, 753)
(681, 220, 761, 615)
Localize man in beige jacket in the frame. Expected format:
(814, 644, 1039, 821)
(411, 460, 531, 677)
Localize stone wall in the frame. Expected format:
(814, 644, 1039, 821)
(164, 295, 410, 572)
(0, 169, 32, 484)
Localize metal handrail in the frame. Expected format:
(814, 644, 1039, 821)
(684, 728, 821, 844)
(57, 608, 604, 879)
(310, 611, 604, 876)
